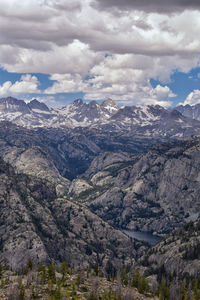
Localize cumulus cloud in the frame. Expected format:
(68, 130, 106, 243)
(84, 83, 175, 107)
(182, 90, 200, 106)
(1, 1, 200, 61)
(45, 73, 88, 94)
(3, 41, 102, 75)
(0, 74, 40, 97)
(0, 0, 200, 106)
(26, 95, 64, 108)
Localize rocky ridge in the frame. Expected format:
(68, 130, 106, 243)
(71, 136, 200, 234)
(176, 103, 200, 121)
(0, 156, 142, 270)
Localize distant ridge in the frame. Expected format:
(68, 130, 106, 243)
(0, 96, 200, 139)
(176, 103, 200, 120)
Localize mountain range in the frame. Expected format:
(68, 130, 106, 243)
(1, 97, 200, 140)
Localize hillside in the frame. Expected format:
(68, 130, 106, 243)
(0, 157, 143, 271)
(71, 136, 200, 234)
(140, 219, 200, 282)
(0, 261, 159, 300)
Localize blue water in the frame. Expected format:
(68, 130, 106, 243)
(122, 229, 162, 246)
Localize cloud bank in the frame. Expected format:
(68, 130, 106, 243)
(0, 0, 200, 106)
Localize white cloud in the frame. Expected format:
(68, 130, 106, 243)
(26, 95, 64, 108)
(84, 84, 174, 107)
(3, 41, 102, 75)
(152, 85, 176, 99)
(43, 53, 177, 107)
(0, 74, 40, 96)
(45, 73, 88, 94)
(83, 54, 177, 106)
(0, 1, 200, 106)
(182, 90, 200, 106)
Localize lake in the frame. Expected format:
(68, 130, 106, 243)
(122, 229, 162, 246)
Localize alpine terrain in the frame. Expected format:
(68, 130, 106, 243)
(0, 96, 199, 299)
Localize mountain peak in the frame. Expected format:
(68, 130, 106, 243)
(88, 100, 99, 107)
(28, 99, 50, 112)
(101, 98, 119, 113)
(73, 98, 83, 106)
(0, 96, 30, 113)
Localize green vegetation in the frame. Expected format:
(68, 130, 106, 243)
(0, 261, 158, 300)
(0, 259, 198, 300)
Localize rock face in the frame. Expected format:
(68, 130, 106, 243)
(74, 136, 200, 234)
(28, 99, 50, 112)
(0, 157, 141, 271)
(0, 97, 54, 127)
(140, 219, 200, 280)
(55, 98, 119, 127)
(176, 103, 200, 121)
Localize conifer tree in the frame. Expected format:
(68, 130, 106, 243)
(18, 284, 25, 300)
(180, 280, 187, 300)
(159, 277, 170, 300)
(48, 264, 56, 284)
(59, 261, 69, 281)
(192, 279, 199, 300)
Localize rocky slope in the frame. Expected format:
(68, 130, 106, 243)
(72, 136, 200, 234)
(0, 121, 160, 182)
(97, 104, 200, 138)
(54, 98, 119, 127)
(0, 262, 159, 300)
(176, 103, 200, 121)
(0, 157, 142, 271)
(140, 219, 200, 280)
(0, 97, 55, 127)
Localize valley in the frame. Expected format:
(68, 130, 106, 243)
(0, 97, 199, 298)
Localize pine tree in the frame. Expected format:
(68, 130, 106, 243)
(138, 275, 150, 294)
(27, 258, 33, 271)
(95, 263, 99, 276)
(18, 284, 25, 300)
(37, 262, 46, 284)
(159, 277, 170, 300)
(120, 268, 128, 286)
(48, 264, 56, 284)
(192, 279, 199, 300)
(131, 269, 140, 288)
(180, 280, 187, 300)
(59, 261, 69, 281)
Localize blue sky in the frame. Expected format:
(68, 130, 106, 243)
(1, 0, 200, 108)
(1, 67, 200, 108)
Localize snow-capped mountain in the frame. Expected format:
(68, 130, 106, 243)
(1, 96, 200, 139)
(54, 98, 119, 127)
(0, 97, 55, 127)
(176, 103, 200, 121)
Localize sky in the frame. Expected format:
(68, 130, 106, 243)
(1, 0, 200, 108)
